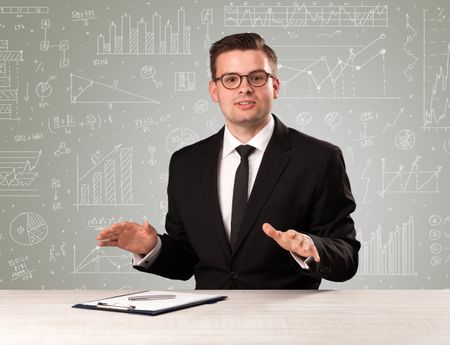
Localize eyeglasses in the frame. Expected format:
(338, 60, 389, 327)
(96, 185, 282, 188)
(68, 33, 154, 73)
(213, 70, 275, 90)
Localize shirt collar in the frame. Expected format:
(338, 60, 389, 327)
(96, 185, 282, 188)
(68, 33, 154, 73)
(222, 115, 275, 158)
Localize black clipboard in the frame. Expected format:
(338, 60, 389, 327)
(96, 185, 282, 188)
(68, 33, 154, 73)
(72, 290, 227, 316)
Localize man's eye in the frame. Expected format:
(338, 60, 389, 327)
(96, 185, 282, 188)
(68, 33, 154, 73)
(250, 74, 264, 82)
(224, 76, 238, 83)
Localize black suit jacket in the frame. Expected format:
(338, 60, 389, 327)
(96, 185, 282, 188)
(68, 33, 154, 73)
(135, 115, 360, 289)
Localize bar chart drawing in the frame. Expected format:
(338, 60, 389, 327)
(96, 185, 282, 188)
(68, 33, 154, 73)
(224, 4, 388, 28)
(358, 216, 415, 276)
(96, 7, 191, 55)
(76, 144, 140, 210)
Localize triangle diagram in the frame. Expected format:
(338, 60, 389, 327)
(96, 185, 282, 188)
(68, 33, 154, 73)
(70, 73, 159, 104)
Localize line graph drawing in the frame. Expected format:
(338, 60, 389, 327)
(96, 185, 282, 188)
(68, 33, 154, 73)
(73, 245, 135, 274)
(0, 40, 23, 121)
(378, 156, 442, 198)
(70, 73, 159, 104)
(0, 150, 41, 197)
(277, 35, 400, 100)
(224, 4, 388, 28)
(75, 144, 141, 211)
(382, 107, 404, 134)
(422, 10, 450, 130)
(358, 216, 415, 276)
(97, 8, 191, 55)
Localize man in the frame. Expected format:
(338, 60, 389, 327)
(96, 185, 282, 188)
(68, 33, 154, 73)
(97, 33, 360, 289)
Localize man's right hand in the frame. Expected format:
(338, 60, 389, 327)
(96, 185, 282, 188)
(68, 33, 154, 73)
(96, 221, 158, 255)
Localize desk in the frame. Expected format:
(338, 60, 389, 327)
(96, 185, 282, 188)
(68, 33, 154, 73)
(0, 290, 449, 344)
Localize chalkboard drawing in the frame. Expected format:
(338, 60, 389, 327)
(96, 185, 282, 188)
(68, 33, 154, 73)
(70, 73, 159, 104)
(0, 150, 40, 197)
(9, 212, 48, 246)
(0, 40, 22, 121)
(76, 144, 141, 210)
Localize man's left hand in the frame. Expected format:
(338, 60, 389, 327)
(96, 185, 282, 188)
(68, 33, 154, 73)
(262, 223, 320, 263)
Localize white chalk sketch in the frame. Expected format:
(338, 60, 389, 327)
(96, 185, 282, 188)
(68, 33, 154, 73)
(0, 40, 22, 121)
(70, 73, 159, 104)
(175, 72, 195, 91)
(0, 150, 41, 197)
(224, 4, 388, 28)
(428, 214, 450, 266)
(403, 13, 418, 81)
(73, 245, 135, 274)
(358, 216, 415, 276)
(39, 19, 69, 68)
(9, 212, 48, 246)
(422, 9, 450, 130)
(97, 8, 191, 55)
(378, 156, 442, 198)
(394, 129, 415, 150)
(165, 127, 199, 154)
(277, 35, 399, 100)
(0, 6, 48, 15)
(75, 144, 141, 210)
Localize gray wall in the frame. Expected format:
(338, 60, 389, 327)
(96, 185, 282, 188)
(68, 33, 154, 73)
(1, 0, 449, 290)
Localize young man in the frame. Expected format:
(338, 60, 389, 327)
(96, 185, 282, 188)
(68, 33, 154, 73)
(97, 33, 360, 289)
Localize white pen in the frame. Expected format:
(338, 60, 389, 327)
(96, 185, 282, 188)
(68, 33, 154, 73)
(128, 294, 176, 301)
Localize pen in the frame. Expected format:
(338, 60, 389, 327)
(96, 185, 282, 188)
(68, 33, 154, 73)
(128, 294, 176, 301)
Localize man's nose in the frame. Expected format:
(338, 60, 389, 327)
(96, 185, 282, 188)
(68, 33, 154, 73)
(238, 76, 254, 93)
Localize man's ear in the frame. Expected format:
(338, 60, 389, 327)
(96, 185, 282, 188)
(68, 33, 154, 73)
(209, 80, 219, 103)
(272, 77, 280, 99)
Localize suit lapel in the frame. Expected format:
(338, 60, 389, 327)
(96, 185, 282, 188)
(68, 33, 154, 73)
(232, 115, 291, 254)
(200, 128, 232, 258)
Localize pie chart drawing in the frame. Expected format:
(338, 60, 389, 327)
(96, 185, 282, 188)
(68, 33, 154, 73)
(9, 212, 48, 246)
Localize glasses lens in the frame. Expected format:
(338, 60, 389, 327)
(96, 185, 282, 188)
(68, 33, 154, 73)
(222, 74, 240, 89)
(248, 71, 268, 86)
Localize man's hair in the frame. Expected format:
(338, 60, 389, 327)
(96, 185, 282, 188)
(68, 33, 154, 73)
(209, 32, 277, 79)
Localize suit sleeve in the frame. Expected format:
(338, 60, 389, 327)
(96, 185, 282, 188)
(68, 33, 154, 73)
(302, 146, 360, 282)
(133, 152, 199, 280)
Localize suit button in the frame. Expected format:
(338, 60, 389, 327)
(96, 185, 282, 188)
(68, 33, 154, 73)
(230, 271, 239, 280)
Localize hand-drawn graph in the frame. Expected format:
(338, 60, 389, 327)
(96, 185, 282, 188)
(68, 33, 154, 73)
(224, 4, 388, 28)
(378, 156, 442, 198)
(97, 7, 191, 55)
(0, 40, 23, 121)
(76, 144, 140, 210)
(73, 245, 135, 273)
(277, 35, 399, 100)
(0, 6, 48, 15)
(358, 216, 415, 276)
(70, 73, 159, 104)
(9, 212, 48, 246)
(0, 150, 41, 197)
(422, 9, 450, 130)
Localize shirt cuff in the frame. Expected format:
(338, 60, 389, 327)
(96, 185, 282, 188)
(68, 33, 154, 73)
(290, 234, 315, 270)
(132, 236, 162, 269)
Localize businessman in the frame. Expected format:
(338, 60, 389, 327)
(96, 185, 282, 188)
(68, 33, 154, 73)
(97, 33, 360, 289)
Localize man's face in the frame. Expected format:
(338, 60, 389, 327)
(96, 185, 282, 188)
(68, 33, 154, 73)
(209, 49, 280, 129)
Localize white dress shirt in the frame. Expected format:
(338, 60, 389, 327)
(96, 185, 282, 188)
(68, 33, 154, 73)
(134, 115, 312, 270)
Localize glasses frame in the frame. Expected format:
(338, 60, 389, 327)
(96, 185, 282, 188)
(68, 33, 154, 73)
(213, 70, 275, 90)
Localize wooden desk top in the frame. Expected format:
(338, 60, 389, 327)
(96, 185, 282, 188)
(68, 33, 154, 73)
(1, 290, 449, 344)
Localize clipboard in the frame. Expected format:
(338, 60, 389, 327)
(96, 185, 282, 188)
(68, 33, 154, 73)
(72, 290, 227, 316)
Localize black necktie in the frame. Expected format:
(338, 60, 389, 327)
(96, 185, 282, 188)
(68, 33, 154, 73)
(230, 145, 256, 249)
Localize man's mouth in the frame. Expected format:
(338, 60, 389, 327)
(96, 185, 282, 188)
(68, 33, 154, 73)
(235, 100, 256, 105)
